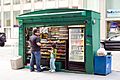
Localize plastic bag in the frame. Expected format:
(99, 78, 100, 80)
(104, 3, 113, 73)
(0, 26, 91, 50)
(97, 48, 107, 56)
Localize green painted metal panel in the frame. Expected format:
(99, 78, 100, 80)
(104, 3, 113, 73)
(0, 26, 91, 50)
(91, 12, 100, 73)
(85, 12, 100, 74)
(91, 12, 100, 74)
(24, 21, 86, 28)
(91, 12, 100, 56)
(23, 16, 88, 23)
(19, 20, 26, 65)
(85, 19, 93, 74)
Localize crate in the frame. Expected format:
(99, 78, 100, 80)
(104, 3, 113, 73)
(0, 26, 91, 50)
(94, 55, 112, 75)
(10, 56, 23, 70)
(55, 62, 62, 71)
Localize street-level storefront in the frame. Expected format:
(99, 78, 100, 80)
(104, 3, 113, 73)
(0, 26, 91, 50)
(106, 9, 120, 37)
(106, 9, 120, 71)
(17, 8, 100, 74)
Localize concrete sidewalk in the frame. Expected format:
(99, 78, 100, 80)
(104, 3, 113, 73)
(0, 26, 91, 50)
(0, 55, 120, 80)
(0, 45, 120, 80)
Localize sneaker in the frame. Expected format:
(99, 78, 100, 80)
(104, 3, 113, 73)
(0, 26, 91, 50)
(51, 70, 55, 72)
(30, 70, 34, 72)
(49, 70, 52, 72)
(37, 69, 43, 72)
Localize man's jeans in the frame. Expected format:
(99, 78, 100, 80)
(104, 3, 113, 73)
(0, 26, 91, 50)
(30, 51, 41, 72)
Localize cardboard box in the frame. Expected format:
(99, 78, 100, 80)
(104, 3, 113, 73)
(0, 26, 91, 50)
(10, 56, 23, 70)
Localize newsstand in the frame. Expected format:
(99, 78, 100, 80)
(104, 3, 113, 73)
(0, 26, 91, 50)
(17, 8, 100, 74)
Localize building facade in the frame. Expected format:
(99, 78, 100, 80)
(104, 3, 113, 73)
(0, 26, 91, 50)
(0, 0, 105, 41)
(106, 0, 120, 38)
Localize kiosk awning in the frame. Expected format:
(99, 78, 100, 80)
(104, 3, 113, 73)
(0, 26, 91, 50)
(17, 8, 87, 20)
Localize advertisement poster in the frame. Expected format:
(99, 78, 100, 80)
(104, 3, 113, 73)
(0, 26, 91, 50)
(69, 28, 84, 62)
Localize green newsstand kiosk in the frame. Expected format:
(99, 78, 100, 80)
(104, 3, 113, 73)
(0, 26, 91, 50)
(17, 8, 100, 74)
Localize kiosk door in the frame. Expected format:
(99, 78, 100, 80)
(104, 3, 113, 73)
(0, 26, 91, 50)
(68, 25, 85, 71)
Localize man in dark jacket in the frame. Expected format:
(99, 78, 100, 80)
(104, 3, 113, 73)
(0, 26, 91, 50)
(29, 29, 41, 72)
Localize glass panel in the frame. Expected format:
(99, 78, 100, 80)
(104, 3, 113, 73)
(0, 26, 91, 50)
(106, 0, 120, 9)
(13, 0, 20, 4)
(34, 0, 43, 2)
(12, 28, 19, 38)
(23, 10, 31, 13)
(13, 11, 20, 27)
(4, 11, 11, 27)
(34, 9, 41, 11)
(4, 28, 11, 39)
(69, 27, 85, 62)
(0, 0, 1, 5)
(26, 0, 31, 3)
(4, 0, 10, 5)
(23, 0, 31, 3)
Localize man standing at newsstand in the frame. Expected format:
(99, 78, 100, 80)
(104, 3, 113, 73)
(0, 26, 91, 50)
(29, 29, 42, 72)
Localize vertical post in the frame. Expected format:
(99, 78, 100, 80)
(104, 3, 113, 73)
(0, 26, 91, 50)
(19, 20, 26, 65)
(85, 11, 93, 74)
(85, 20, 93, 74)
(85, 11, 100, 74)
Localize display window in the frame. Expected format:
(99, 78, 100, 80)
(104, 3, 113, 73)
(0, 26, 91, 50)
(25, 26, 68, 69)
(107, 21, 120, 38)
